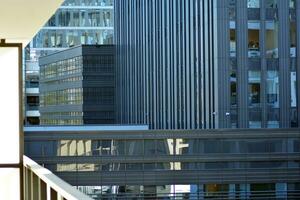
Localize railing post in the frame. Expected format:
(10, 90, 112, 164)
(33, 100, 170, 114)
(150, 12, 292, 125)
(47, 185, 51, 200)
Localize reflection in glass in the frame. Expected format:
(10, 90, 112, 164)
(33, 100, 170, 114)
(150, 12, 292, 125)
(175, 139, 189, 155)
(144, 163, 156, 170)
(78, 163, 99, 171)
(267, 71, 280, 127)
(267, 71, 279, 108)
(57, 140, 77, 156)
(290, 72, 297, 107)
(240, 139, 284, 153)
(126, 163, 143, 171)
(230, 28, 236, 57)
(248, 0, 260, 8)
(112, 140, 125, 155)
(144, 140, 156, 155)
(249, 93, 262, 126)
(57, 164, 77, 172)
(77, 140, 92, 156)
(126, 140, 143, 156)
(289, 0, 296, 8)
(266, 0, 277, 8)
(156, 163, 171, 170)
(266, 21, 278, 58)
(157, 139, 172, 155)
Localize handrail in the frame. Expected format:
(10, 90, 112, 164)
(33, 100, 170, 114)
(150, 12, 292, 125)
(23, 155, 92, 200)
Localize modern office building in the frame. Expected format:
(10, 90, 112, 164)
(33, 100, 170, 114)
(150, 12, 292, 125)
(115, 0, 300, 129)
(25, 127, 300, 199)
(39, 45, 115, 125)
(24, 0, 114, 125)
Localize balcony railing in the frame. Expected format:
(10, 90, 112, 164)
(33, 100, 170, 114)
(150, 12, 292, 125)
(23, 155, 92, 200)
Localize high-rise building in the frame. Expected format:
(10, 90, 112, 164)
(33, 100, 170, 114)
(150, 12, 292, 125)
(39, 45, 115, 125)
(115, 0, 300, 129)
(24, 0, 114, 125)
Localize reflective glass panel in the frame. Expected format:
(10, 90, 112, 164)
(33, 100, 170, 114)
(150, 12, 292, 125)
(266, 0, 277, 8)
(126, 140, 143, 156)
(266, 21, 278, 58)
(290, 22, 296, 57)
(248, 0, 260, 8)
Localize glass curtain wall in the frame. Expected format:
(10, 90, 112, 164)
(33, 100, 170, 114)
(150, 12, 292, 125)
(290, 1, 297, 127)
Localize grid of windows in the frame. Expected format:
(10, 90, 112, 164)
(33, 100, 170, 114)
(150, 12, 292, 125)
(25, 137, 298, 157)
(225, 0, 299, 128)
(45, 10, 113, 27)
(115, 0, 216, 129)
(43, 76, 83, 85)
(24, 0, 114, 126)
(47, 160, 296, 172)
(40, 119, 83, 125)
(40, 56, 82, 80)
(25, 129, 300, 199)
(40, 88, 83, 107)
(62, 0, 113, 6)
(34, 30, 113, 49)
(39, 45, 115, 125)
(74, 183, 300, 200)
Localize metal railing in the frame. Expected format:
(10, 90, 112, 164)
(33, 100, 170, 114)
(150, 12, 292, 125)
(23, 155, 92, 200)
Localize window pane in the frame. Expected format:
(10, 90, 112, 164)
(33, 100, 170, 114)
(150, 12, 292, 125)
(248, 0, 260, 8)
(289, 0, 296, 8)
(0, 48, 20, 164)
(144, 140, 156, 155)
(266, 21, 278, 58)
(77, 140, 92, 156)
(112, 140, 125, 155)
(267, 71, 279, 108)
(230, 26, 236, 57)
(291, 72, 297, 107)
(248, 22, 260, 58)
(267, 70, 280, 127)
(290, 21, 296, 57)
(57, 140, 77, 156)
(249, 71, 261, 106)
(157, 139, 172, 155)
(266, 0, 277, 8)
(126, 140, 143, 156)
(249, 93, 263, 128)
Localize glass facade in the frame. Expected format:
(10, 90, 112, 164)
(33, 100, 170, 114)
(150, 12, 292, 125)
(24, 0, 114, 125)
(266, 21, 278, 58)
(30, 1, 114, 55)
(248, 21, 260, 58)
(248, 0, 260, 8)
(39, 45, 115, 126)
(74, 183, 300, 199)
(25, 137, 298, 158)
(224, 0, 299, 128)
(24, 129, 300, 199)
